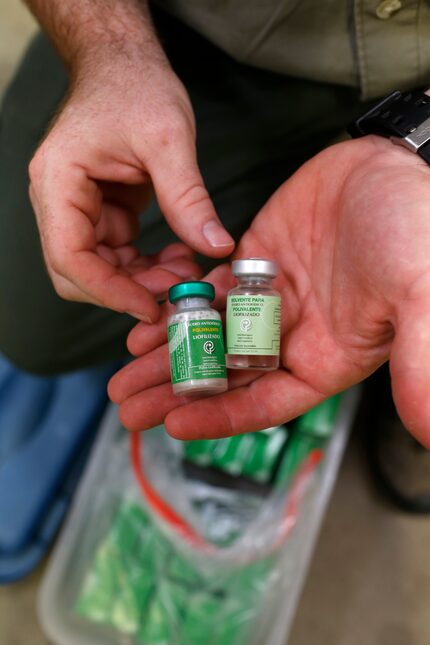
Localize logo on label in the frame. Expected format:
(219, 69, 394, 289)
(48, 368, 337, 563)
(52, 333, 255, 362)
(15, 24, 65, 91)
(240, 318, 252, 332)
(203, 340, 215, 354)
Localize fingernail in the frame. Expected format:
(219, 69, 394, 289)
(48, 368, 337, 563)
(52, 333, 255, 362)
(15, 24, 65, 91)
(127, 311, 153, 323)
(203, 219, 234, 248)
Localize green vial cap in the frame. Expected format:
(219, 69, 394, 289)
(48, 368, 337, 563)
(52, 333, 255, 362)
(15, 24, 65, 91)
(168, 281, 215, 304)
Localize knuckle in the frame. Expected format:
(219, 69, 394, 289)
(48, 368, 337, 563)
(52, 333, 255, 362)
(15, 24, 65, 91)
(107, 375, 121, 404)
(47, 248, 66, 276)
(118, 402, 139, 432)
(152, 117, 189, 148)
(173, 182, 210, 211)
(29, 138, 58, 182)
(28, 152, 43, 182)
(126, 333, 139, 357)
(50, 274, 71, 300)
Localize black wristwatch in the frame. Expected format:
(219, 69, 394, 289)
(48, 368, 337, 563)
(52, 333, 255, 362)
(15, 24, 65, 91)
(348, 89, 430, 164)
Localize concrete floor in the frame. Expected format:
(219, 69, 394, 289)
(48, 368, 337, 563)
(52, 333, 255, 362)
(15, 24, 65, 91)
(290, 430, 430, 645)
(1, 4, 430, 645)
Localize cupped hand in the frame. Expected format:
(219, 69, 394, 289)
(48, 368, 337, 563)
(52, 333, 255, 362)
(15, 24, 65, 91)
(29, 54, 233, 322)
(109, 136, 430, 447)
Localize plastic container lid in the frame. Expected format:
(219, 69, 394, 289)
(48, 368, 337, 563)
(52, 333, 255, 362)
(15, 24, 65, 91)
(232, 258, 278, 278)
(168, 281, 215, 304)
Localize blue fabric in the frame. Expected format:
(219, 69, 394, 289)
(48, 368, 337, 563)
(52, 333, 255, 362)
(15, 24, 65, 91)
(0, 356, 118, 583)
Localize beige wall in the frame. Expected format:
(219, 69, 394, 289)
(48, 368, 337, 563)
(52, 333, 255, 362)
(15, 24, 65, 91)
(0, 2, 36, 94)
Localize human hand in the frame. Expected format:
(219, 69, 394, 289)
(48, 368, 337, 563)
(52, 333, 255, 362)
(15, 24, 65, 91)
(109, 136, 430, 447)
(28, 47, 233, 322)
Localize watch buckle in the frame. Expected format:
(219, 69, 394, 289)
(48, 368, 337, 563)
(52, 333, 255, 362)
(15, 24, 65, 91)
(391, 116, 430, 153)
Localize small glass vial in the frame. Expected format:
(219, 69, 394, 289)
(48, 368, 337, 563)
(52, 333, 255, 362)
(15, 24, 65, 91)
(226, 259, 281, 370)
(167, 281, 228, 396)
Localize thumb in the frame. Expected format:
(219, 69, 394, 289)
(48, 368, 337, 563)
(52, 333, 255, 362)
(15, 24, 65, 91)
(390, 297, 430, 448)
(149, 136, 235, 258)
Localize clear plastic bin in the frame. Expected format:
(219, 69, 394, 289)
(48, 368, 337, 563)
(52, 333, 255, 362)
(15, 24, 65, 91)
(38, 388, 360, 645)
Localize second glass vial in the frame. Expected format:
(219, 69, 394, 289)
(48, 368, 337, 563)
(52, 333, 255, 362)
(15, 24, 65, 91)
(226, 258, 281, 370)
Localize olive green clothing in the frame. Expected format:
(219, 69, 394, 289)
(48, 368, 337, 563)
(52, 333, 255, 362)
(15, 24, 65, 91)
(0, 8, 366, 374)
(155, 0, 430, 99)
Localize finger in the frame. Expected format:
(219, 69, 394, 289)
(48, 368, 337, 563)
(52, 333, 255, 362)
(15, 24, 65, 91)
(165, 370, 325, 440)
(45, 271, 101, 306)
(31, 163, 160, 322)
(49, 264, 166, 321)
(82, 244, 191, 296)
(155, 242, 196, 263)
(129, 258, 202, 282)
(110, 342, 260, 406)
(129, 267, 185, 298)
(96, 244, 140, 267)
(204, 263, 236, 306)
(115, 245, 140, 266)
(390, 295, 430, 448)
(95, 203, 140, 246)
(117, 369, 324, 437)
(118, 382, 183, 431)
(67, 249, 160, 321)
(108, 345, 171, 404)
(148, 138, 234, 258)
(127, 317, 169, 357)
(157, 258, 202, 279)
(126, 245, 198, 272)
(96, 244, 120, 266)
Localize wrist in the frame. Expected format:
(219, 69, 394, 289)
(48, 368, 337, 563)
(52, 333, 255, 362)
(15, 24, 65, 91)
(26, 0, 168, 81)
(71, 38, 169, 90)
(71, 25, 168, 85)
(346, 134, 425, 173)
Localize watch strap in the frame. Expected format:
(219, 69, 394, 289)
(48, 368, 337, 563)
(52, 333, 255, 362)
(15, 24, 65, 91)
(348, 90, 430, 165)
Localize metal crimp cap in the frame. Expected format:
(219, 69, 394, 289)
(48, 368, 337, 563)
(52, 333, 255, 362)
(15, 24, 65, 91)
(168, 281, 215, 304)
(232, 258, 278, 278)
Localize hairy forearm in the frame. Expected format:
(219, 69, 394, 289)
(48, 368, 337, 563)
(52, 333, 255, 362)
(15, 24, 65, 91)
(23, 0, 167, 76)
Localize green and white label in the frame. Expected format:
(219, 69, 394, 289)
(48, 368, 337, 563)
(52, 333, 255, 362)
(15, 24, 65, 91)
(226, 295, 281, 356)
(168, 318, 226, 384)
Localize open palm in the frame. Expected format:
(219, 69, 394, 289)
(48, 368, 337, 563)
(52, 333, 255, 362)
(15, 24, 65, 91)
(109, 136, 430, 446)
